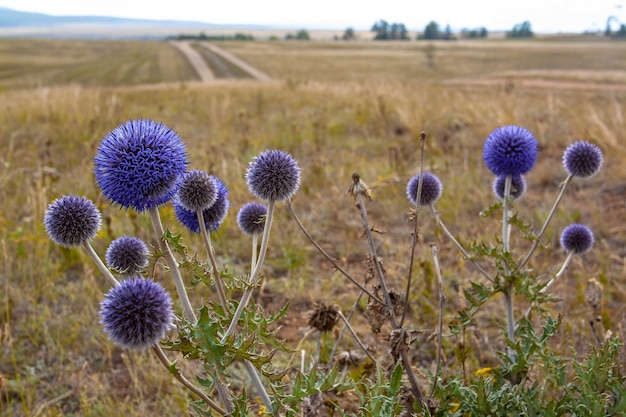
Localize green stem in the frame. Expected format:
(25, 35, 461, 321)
(197, 208, 229, 310)
(81, 241, 119, 287)
(516, 175, 573, 273)
(221, 200, 275, 342)
(429, 204, 494, 283)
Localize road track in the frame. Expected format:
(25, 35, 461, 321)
(170, 40, 271, 82)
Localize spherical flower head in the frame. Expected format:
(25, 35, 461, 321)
(44, 195, 101, 247)
(483, 125, 538, 176)
(492, 175, 527, 201)
(246, 150, 301, 201)
(99, 277, 174, 349)
(560, 223, 594, 255)
(406, 172, 443, 206)
(177, 170, 218, 212)
(174, 176, 230, 233)
(105, 236, 149, 275)
(562, 141, 603, 178)
(94, 119, 188, 212)
(237, 202, 267, 236)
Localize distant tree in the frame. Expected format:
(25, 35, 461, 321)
(342, 27, 356, 40)
(506, 21, 534, 38)
(285, 29, 311, 41)
(371, 20, 409, 40)
(421, 21, 441, 40)
(442, 24, 456, 40)
(371, 19, 390, 40)
(460, 27, 489, 38)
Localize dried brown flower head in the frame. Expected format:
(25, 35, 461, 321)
(307, 302, 339, 333)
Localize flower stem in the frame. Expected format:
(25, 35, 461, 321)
(516, 174, 573, 273)
(152, 345, 227, 416)
(286, 200, 384, 305)
(428, 204, 494, 283)
(337, 310, 377, 364)
(429, 244, 445, 398)
(502, 175, 516, 360)
(197, 214, 273, 412)
(518, 252, 574, 327)
(81, 241, 119, 287)
(221, 200, 275, 342)
(149, 207, 197, 324)
(196, 208, 229, 310)
(401, 131, 426, 327)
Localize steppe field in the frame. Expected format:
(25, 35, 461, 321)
(1, 36, 625, 416)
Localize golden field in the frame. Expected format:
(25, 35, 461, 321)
(0, 37, 625, 416)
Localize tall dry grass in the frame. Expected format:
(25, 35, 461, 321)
(1, 39, 625, 416)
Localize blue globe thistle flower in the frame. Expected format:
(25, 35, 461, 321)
(560, 224, 594, 255)
(99, 277, 174, 349)
(44, 195, 101, 247)
(246, 150, 301, 201)
(237, 202, 268, 236)
(177, 170, 218, 212)
(492, 175, 527, 201)
(94, 119, 188, 212)
(562, 141, 603, 178)
(406, 172, 443, 206)
(174, 176, 230, 233)
(106, 236, 149, 275)
(483, 125, 538, 176)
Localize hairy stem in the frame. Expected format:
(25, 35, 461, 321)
(222, 200, 275, 342)
(516, 174, 573, 273)
(81, 241, 119, 287)
(149, 207, 197, 323)
(429, 244, 445, 398)
(502, 175, 516, 360)
(152, 345, 227, 416)
(428, 204, 494, 283)
(197, 208, 229, 310)
(401, 131, 426, 327)
(287, 200, 384, 305)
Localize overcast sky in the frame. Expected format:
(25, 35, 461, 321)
(1, 0, 624, 33)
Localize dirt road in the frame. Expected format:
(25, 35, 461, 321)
(170, 40, 271, 82)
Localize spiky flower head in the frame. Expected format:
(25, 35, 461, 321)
(106, 236, 149, 275)
(174, 176, 230, 233)
(94, 119, 188, 212)
(492, 175, 527, 201)
(483, 125, 538, 176)
(406, 172, 443, 206)
(99, 277, 174, 349)
(44, 195, 101, 247)
(246, 150, 301, 201)
(177, 170, 218, 212)
(562, 141, 603, 178)
(560, 223, 594, 255)
(237, 202, 268, 236)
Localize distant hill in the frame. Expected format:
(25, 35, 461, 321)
(0, 6, 268, 39)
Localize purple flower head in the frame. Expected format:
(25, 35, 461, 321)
(483, 125, 538, 176)
(174, 176, 230, 233)
(99, 277, 174, 349)
(563, 141, 603, 178)
(406, 172, 443, 206)
(560, 224, 594, 255)
(94, 119, 188, 212)
(246, 150, 301, 201)
(177, 170, 218, 212)
(237, 202, 267, 236)
(492, 175, 527, 201)
(106, 236, 149, 275)
(44, 195, 101, 247)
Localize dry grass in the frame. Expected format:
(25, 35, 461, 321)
(1, 38, 625, 416)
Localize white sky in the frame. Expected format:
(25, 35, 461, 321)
(1, 0, 624, 33)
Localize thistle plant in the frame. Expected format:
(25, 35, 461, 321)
(43, 116, 621, 416)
